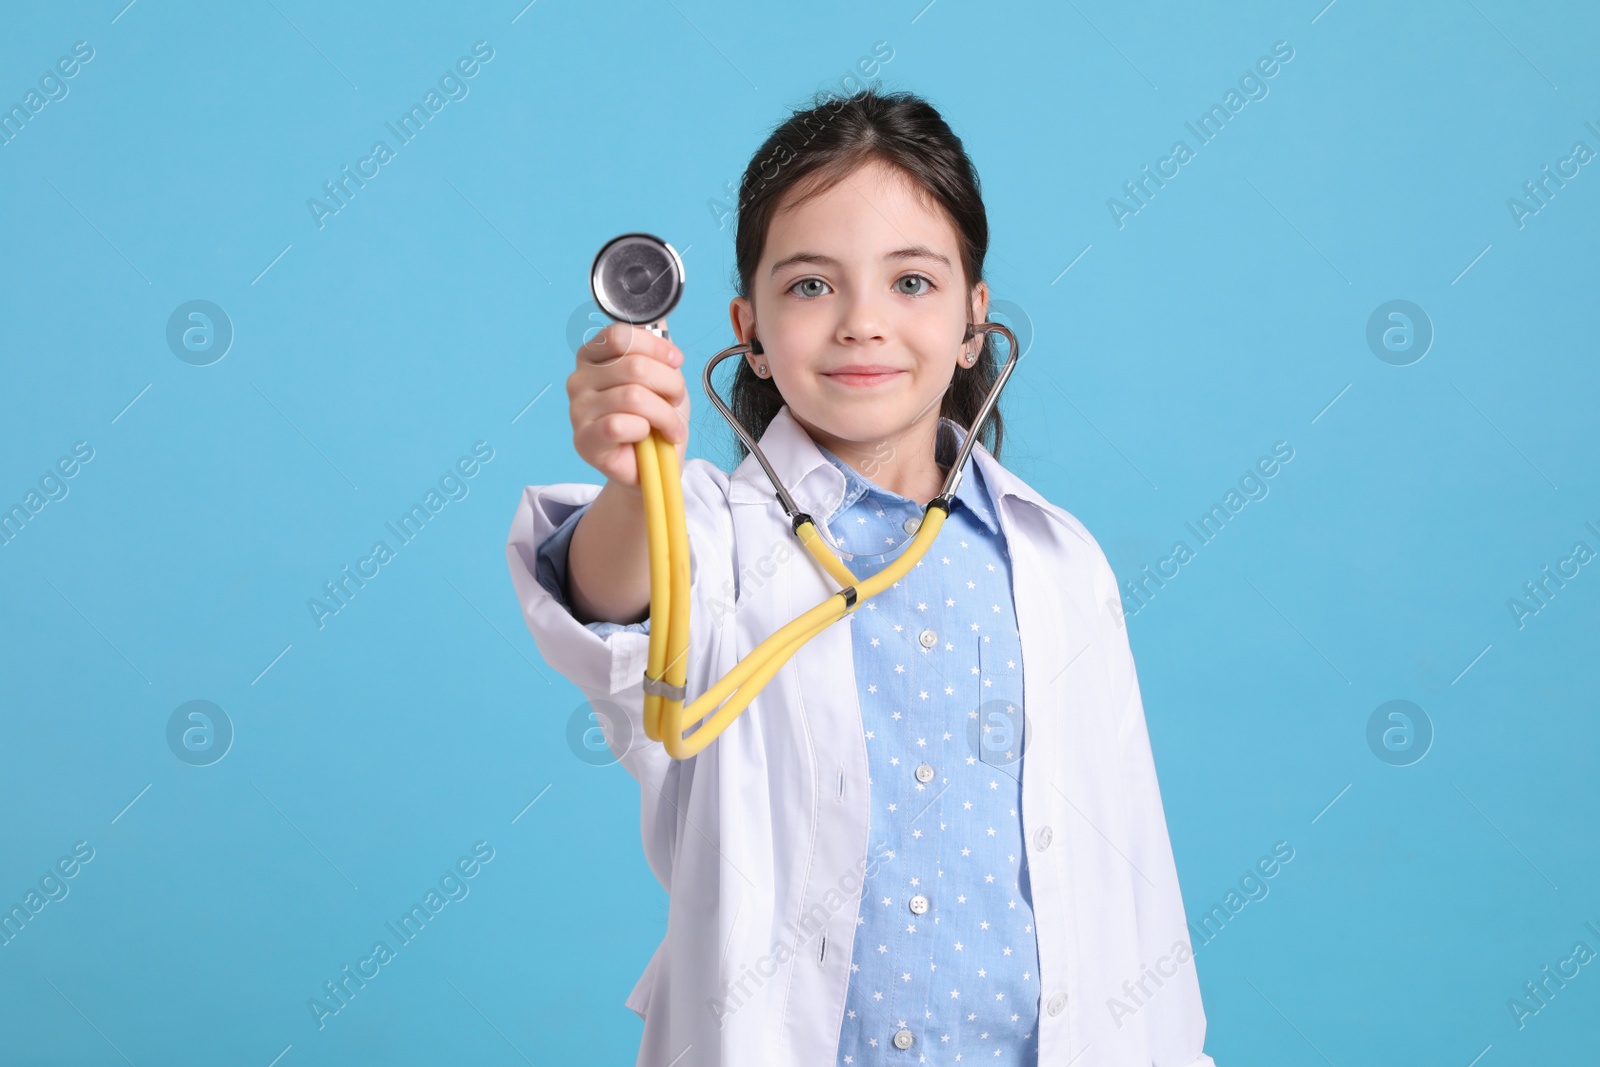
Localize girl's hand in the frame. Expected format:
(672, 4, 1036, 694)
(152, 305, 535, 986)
(567, 322, 691, 489)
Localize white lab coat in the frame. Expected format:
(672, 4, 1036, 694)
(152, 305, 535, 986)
(505, 404, 1216, 1067)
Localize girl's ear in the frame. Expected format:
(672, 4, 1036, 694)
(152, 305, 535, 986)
(963, 281, 990, 362)
(729, 294, 763, 356)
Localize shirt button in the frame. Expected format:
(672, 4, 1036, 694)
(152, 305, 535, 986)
(1034, 826, 1053, 851)
(914, 763, 935, 783)
(1047, 991, 1067, 1016)
(908, 894, 929, 915)
(902, 515, 921, 534)
(893, 1028, 915, 1049)
(918, 627, 938, 648)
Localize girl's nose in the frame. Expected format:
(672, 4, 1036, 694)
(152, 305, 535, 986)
(835, 288, 888, 344)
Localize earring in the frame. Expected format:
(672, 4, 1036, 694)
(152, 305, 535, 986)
(757, 362, 768, 376)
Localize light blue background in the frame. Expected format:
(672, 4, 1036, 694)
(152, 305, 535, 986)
(2, 1, 1597, 1063)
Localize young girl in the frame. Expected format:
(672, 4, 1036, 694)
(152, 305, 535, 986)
(506, 88, 1216, 1067)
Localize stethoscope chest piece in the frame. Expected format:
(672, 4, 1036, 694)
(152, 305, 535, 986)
(590, 233, 685, 326)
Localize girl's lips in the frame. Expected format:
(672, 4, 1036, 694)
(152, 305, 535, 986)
(825, 371, 902, 387)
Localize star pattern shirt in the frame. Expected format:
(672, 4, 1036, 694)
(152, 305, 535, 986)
(818, 421, 1040, 1066)
(532, 418, 1040, 1063)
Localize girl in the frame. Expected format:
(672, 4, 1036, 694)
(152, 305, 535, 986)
(506, 88, 1216, 1067)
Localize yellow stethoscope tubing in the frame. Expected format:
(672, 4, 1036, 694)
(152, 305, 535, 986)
(635, 322, 1018, 761)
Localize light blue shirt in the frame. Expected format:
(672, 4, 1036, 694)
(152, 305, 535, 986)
(815, 422, 1040, 1065)
(535, 418, 1040, 1062)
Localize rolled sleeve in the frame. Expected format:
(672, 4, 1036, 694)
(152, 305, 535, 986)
(504, 481, 654, 702)
(504, 463, 735, 898)
(534, 499, 651, 639)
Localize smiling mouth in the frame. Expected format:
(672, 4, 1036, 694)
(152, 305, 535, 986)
(824, 370, 903, 387)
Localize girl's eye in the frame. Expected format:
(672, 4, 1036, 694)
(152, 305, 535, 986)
(895, 274, 934, 296)
(789, 277, 831, 298)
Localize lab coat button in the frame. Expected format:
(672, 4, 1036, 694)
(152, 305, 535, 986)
(918, 628, 938, 648)
(1047, 991, 1067, 1016)
(1034, 826, 1053, 851)
(914, 762, 935, 783)
(908, 893, 929, 915)
(902, 515, 921, 534)
(892, 1028, 915, 1049)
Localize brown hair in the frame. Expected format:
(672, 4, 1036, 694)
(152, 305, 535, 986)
(725, 87, 1006, 464)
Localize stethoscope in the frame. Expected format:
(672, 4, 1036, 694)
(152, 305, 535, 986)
(589, 233, 1019, 760)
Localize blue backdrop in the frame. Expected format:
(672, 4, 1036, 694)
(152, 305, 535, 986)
(2, 1, 1597, 1063)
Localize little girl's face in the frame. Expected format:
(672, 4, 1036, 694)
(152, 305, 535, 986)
(731, 158, 987, 465)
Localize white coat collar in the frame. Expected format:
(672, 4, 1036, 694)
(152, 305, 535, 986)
(726, 404, 1087, 546)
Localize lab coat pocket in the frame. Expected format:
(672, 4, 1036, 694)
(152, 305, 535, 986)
(975, 635, 1026, 784)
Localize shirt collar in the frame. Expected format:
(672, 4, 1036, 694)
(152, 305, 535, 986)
(728, 404, 1045, 538)
(813, 418, 1000, 536)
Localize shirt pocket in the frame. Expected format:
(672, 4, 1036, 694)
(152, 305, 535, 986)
(974, 633, 1026, 784)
